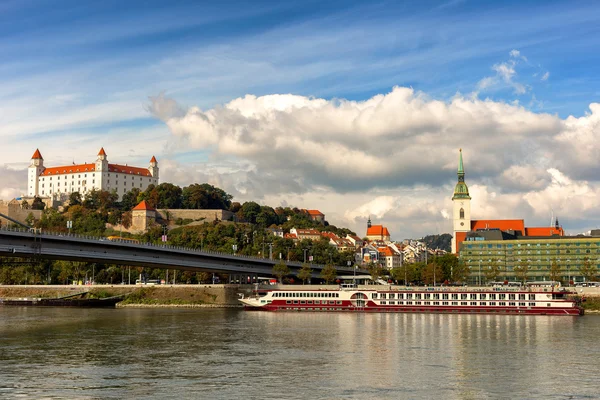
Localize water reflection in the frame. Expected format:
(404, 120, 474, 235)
(0, 308, 598, 399)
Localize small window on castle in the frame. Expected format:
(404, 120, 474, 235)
(460, 208, 464, 219)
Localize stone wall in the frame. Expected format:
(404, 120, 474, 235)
(156, 209, 234, 223)
(0, 199, 43, 226)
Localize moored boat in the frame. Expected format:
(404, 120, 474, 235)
(0, 295, 123, 308)
(239, 286, 583, 316)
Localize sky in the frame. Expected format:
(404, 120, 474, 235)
(1, 0, 600, 240)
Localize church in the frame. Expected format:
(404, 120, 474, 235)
(27, 148, 159, 201)
(451, 149, 563, 254)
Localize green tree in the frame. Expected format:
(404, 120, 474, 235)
(272, 261, 290, 284)
(452, 259, 470, 284)
(549, 258, 562, 283)
(120, 188, 142, 210)
(422, 262, 443, 285)
(367, 263, 384, 283)
(391, 264, 415, 285)
(31, 196, 45, 210)
(25, 212, 35, 226)
(297, 263, 312, 284)
(514, 261, 530, 284)
(181, 183, 232, 210)
(579, 257, 598, 283)
(320, 264, 338, 284)
(21, 200, 30, 209)
(156, 183, 183, 209)
(435, 253, 458, 282)
(239, 201, 261, 224)
(68, 192, 82, 206)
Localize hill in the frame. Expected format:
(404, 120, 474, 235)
(421, 234, 452, 252)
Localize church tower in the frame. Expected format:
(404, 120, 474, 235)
(28, 149, 44, 197)
(451, 149, 471, 253)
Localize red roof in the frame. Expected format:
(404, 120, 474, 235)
(40, 163, 96, 176)
(378, 247, 394, 257)
(38, 163, 151, 177)
(284, 233, 298, 239)
(98, 147, 107, 156)
(367, 225, 390, 237)
(150, 156, 157, 163)
(31, 149, 43, 159)
(524, 227, 564, 236)
(471, 219, 525, 233)
(307, 209, 324, 216)
(108, 163, 151, 176)
(132, 200, 155, 211)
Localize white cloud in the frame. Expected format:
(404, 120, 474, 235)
(149, 87, 600, 239)
(541, 71, 550, 81)
(0, 165, 25, 200)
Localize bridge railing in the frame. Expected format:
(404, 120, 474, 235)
(0, 225, 340, 269)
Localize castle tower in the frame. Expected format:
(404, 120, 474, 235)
(27, 149, 44, 197)
(451, 149, 471, 253)
(148, 155, 159, 179)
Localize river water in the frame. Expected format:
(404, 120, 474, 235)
(0, 308, 598, 399)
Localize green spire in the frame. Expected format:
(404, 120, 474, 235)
(452, 148, 471, 200)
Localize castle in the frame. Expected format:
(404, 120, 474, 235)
(27, 148, 159, 201)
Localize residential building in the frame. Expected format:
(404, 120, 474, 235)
(290, 228, 322, 241)
(303, 209, 325, 223)
(378, 246, 403, 270)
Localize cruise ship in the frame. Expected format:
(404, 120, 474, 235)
(239, 286, 584, 316)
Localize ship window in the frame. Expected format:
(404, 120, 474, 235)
(519, 302, 526, 306)
(547, 303, 551, 307)
(509, 302, 516, 306)
(529, 303, 535, 307)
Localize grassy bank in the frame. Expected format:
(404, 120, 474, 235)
(0, 285, 248, 307)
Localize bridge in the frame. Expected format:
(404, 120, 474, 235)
(0, 227, 358, 280)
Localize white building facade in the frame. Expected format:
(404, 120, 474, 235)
(27, 148, 159, 200)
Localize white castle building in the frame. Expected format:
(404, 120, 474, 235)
(27, 148, 159, 200)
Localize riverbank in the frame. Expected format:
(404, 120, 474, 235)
(0, 284, 253, 307)
(1, 285, 599, 311)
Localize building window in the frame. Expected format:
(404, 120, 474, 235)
(460, 208, 464, 219)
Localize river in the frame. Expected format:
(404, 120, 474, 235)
(0, 308, 598, 399)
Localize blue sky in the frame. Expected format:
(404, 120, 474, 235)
(2, 0, 600, 238)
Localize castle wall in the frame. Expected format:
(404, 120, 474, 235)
(156, 209, 234, 223)
(0, 200, 43, 226)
